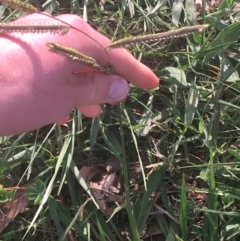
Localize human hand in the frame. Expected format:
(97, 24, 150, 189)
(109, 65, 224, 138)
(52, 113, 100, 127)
(0, 13, 159, 136)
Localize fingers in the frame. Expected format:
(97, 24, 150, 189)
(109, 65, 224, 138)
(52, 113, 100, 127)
(73, 22, 159, 89)
(50, 14, 159, 90)
(56, 105, 101, 125)
(56, 73, 129, 124)
(12, 13, 158, 128)
(65, 16, 159, 89)
(56, 115, 70, 125)
(78, 105, 102, 117)
(68, 73, 129, 106)
(14, 13, 159, 90)
(108, 49, 159, 90)
(54, 73, 128, 124)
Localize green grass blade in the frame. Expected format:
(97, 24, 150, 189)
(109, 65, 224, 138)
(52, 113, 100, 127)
(162, 67, 188, 87)
(90, 116, 100, 147)
(47, 197, 65, 240)
(185, 0, 196, 25)
(123, 106, 147, 190)
(172, 0, 183, 26)
(135, 167, 165, 232)
(184, 87, 199, 125)
(179, 173, 187, 241)
(58, 120, 75, 194)
(23, 133, 72, 238)
(2, 133, 26, 165)
(136, 95, 154, 136)
(208, 151, 218, 241)
(60, 199, 90, 241)
(197, 22, 240, 60)
(96, 219, 107, 241)
(118, 104, 140, 240)
(70, 160, 99, 208)
(100, 125, 122, 159)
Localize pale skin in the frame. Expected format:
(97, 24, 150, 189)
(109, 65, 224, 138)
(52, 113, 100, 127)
(0, 13, 159, 136)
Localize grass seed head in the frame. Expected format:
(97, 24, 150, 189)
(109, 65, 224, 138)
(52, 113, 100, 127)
(0, 0, 38, 13)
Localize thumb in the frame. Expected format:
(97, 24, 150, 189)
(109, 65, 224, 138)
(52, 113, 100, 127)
(56, 73, 129, 125)
(69, 72, 129, 105)
(56, 104, 102, 124)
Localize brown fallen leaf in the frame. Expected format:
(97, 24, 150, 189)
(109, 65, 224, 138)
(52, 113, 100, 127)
(79, 166, 107, 183)
(0, 187, 29, 233)
(141, 222, 162, 239)
(195, 0, 226, 15)
(195, 0, 212, 14)
(104, 156, 121, 173)
(186, 181, 207, 200)
(79, 157, 124, 216)
(90, 173, 124, 202)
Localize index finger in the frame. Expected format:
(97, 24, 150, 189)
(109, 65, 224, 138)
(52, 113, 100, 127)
(108, 48, 159, 89)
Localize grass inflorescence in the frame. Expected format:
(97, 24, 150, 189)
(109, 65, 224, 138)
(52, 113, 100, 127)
(46, 42, 110, 72)
(0, 23, 69, 34)
(106, 24, 209, 49)
(0, 0, 38, 13)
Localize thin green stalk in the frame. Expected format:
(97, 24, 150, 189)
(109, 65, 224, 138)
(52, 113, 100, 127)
(55, 125, 64, 150)
(208, 150, 218, 241)
(201, 0, 206, 45)
(117, 103, 140, 241)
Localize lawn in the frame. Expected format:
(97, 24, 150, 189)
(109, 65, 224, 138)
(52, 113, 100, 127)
(1, 0, 240, 240)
